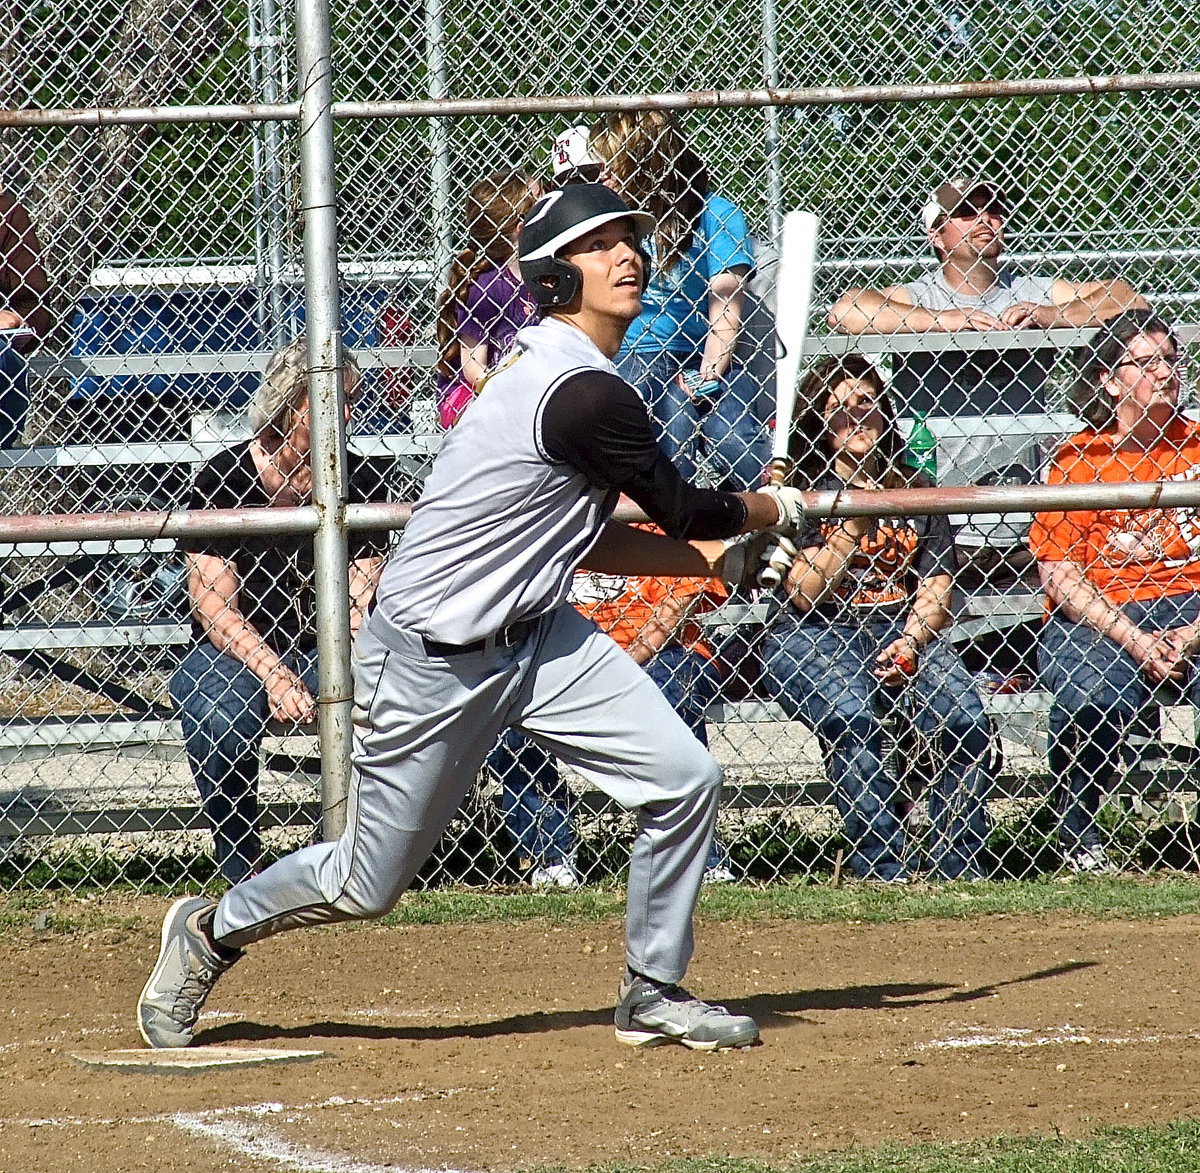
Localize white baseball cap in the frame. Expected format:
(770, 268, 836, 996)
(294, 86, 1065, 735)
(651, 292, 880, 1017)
(920, 176, 1006, 232)
(550, 124, 602, 179)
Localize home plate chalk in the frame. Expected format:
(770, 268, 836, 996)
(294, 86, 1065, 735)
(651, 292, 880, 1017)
(70, 1046, 326, 1073)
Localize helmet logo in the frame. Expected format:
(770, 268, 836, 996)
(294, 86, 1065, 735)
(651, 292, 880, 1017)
(523, 190, 565, 232)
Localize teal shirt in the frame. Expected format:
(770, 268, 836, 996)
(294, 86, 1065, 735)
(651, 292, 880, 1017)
(621, 192, 754, 356)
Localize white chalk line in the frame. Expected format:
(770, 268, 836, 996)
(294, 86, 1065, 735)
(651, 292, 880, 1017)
(0, 1003, 418, 1056)
(8, 1090, 475, 1173)
(7, 1001, 489, 1169)
(917, 1024, 1200, 1051)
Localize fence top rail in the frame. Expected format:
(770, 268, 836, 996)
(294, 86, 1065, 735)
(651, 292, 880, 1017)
(3, 71, 1199, 130)
(5, 480, 1200, 547)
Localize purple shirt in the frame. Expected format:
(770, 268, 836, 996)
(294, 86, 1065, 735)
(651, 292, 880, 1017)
(438, 263, 537, 415)
(456, 263, 537, 368)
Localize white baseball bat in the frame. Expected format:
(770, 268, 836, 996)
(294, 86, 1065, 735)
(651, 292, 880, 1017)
(759, 209, 820, 587)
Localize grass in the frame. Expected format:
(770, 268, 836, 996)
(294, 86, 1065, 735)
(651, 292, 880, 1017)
(543, 1121, 1200, 1171)
(374, 873, 1200, 929)
(6, 873, 1200, 937)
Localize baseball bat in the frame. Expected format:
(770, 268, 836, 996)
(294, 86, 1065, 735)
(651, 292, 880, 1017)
(759, 209, 820, 587)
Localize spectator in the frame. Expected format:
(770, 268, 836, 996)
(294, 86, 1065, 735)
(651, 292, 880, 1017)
(0, 188, 52, 448)
(590, 110, 768, 490)
(487, 728, 581, 887)
(489, 533, 738, 887)
(827, 175, 1146, 417)
(761, 356, 993, 881)
(1028, 310, 1196, 874)
(169, 338, 386, 884)
(548, 124, 605, 188)
(433, 171, 540, 428)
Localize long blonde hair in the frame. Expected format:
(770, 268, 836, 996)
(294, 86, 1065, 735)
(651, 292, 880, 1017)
(590, 110, 707, 274)
(249, 336, 360, 439)
(435, 171, 538, 379)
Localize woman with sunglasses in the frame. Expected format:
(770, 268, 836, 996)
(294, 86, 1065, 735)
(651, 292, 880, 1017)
(761, 355, 993, 882)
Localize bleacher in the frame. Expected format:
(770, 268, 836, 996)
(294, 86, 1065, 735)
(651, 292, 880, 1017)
(3, 316, 1200, 853)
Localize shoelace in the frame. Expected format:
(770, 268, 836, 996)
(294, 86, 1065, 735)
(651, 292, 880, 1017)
(169, 958, 225, 1025)
(650, 983, 730, 1019)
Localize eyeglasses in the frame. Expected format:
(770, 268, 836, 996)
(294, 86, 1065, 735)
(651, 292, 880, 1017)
(557, 164, 605, 186)
(1114, 354, 1187, 376)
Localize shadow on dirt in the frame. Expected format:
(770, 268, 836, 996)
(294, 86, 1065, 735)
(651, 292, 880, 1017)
(195, 960, 1096, 1046)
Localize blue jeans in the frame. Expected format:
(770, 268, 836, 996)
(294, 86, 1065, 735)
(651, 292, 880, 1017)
(0, 340, 28, 449)
(616, 350, 769, 490)
(488, 727, 579, 867)
(489, 645, 730, 871)
(763, 615, 993, 880)
(1038, 592, 1200, 853)
(170, 640, 319, 884)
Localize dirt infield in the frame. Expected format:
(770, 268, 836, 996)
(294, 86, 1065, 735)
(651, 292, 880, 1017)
(2, 900, 1200, 1172)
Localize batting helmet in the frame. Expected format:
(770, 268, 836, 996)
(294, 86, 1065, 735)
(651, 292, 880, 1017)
(518, 183, 655, 310)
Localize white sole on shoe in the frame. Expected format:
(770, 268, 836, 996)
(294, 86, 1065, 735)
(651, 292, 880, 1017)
(614, 1025, 754, 1051)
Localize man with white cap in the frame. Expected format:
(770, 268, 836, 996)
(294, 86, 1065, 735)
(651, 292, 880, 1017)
(548, 123, 605, 187)
(828, 175, 1145, 416)
(137, 184, 806, 1055)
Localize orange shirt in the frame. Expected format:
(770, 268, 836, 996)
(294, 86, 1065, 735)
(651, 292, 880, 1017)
(1027, 417, 1200, 604)
(569, 563, 725, 659)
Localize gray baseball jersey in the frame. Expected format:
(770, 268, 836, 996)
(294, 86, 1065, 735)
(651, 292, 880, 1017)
(893, 267, 1059, 416)
(375, 318, 618, 645)
(375, 316, 744, 645)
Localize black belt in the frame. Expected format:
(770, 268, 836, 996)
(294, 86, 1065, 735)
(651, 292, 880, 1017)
(422, 616, 538, 658)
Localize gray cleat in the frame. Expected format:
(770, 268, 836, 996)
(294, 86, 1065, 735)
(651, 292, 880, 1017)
(137, 896, 242, 1048)
(614, 972, 759, 1051)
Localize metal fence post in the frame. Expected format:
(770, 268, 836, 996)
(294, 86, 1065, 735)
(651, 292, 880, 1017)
(295, 0, 354, 840)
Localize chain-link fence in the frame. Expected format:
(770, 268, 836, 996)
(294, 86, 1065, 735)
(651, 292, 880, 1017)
(2, 0, 1199, 892)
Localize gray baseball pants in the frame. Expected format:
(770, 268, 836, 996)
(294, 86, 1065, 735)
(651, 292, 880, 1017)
(213, 603, 722, 984)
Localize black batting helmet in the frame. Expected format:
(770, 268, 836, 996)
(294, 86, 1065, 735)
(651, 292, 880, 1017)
(518, 183, 655, 310)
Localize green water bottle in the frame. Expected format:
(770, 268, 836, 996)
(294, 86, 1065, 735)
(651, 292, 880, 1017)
(906, 412, 938, 483)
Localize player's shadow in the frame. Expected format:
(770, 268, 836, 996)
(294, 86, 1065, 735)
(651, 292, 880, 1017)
(738, 960, 1097, 1030)
(195, 961, 1094, 1046)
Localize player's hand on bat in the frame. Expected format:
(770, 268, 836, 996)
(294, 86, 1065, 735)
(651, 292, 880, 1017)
(713, 531, 790, 589)
(756, 534, 799, 589)
(758, 485, 806, 535)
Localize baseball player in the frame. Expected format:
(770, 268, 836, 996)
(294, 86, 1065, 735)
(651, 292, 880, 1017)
(137, 184, 804, 1053)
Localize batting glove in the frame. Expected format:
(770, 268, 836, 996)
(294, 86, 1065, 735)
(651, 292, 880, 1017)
(758, 535, 799, 589)
(758, 485, 806, 536)
(720, 532, 797, 590)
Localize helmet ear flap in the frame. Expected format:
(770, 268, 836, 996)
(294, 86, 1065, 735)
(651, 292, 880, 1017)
(519, 255, 583, 310)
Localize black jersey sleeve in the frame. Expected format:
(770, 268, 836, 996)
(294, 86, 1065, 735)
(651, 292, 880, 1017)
(914, 512, 958, 580)
(540, 369, 748, 541)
